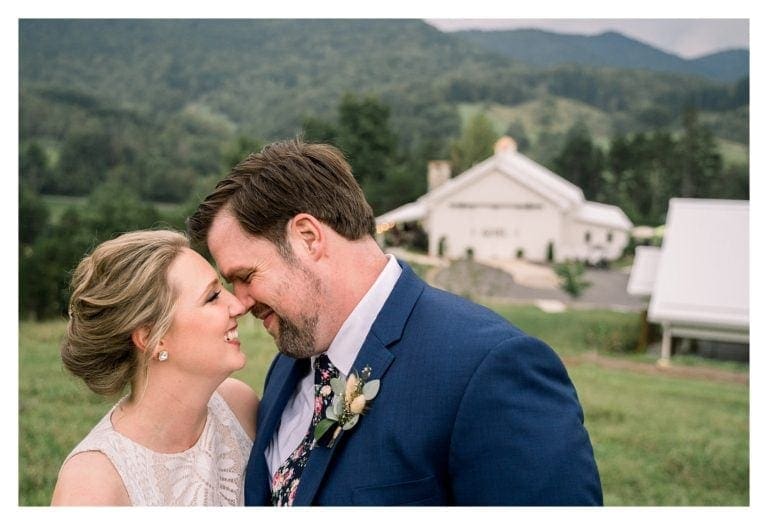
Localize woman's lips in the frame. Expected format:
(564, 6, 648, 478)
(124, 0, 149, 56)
(224, 327, 240, 346)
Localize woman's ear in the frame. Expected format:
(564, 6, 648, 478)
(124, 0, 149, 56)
(131, 326, 152, 353)
(290, 213, 325, 260)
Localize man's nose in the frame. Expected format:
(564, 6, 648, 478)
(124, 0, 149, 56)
(233, 282, 255, 309)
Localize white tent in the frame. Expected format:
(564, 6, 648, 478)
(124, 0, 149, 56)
(646, 199, 749, 364)
(627, 245, 662, 298)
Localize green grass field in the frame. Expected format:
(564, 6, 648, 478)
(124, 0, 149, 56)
(18, 306, 748, 506)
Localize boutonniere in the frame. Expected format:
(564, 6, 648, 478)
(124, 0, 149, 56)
(314, 365, 380, 447)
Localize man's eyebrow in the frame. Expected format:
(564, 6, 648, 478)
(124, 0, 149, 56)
(220, 267, 249, 284)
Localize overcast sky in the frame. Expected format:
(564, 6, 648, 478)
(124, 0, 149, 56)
(9, 0, 752, 59)
(425, 19, 749, 59)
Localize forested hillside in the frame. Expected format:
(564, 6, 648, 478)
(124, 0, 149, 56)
(20, 19, 747, 198)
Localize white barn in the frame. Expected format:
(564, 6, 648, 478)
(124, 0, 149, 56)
(377, 138, 632, 263)
(641, 199, 749, 364)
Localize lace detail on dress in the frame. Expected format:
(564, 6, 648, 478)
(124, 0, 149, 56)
(63, 391, 253, 506)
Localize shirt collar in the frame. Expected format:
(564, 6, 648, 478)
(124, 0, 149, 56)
(315, 254, 401, 376)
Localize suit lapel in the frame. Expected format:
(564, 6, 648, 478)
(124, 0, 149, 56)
(245, 355, 309, 504)
(292, 336, 395, 506)
(291, 260, 425, 506)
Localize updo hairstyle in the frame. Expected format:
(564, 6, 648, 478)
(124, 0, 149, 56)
(61, 230, 189, 397)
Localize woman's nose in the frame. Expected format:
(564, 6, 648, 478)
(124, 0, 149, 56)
(227, 290, 247, 317)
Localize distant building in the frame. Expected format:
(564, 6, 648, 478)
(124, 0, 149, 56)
(627, 198, 749, 363)
(376, 137, 632, 263)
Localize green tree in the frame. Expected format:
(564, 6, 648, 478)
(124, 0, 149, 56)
(84, 180, 162, 239)
(336, 93, 398, 186)
(20, 207, 93, 319)
(55, 130, 117, 195)
(606, 131, 677, 225)
(450, 112, 497, 174)
(334, 93, 400, 214)
(222, 135, 263, 171)
(554, 260, 592, 299)
(675, 106, 724, 199)
(20, 141, 51, 193)
(553, 122, 605, 201)
(302, 116, 338, 145)
(19, 183, 50, 246)
(505, 119, 531, 152)
(717, 163, 749, 200)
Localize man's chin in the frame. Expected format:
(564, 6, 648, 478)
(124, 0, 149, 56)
(269, 312, 319, 360)
(276, 337, 318, 360)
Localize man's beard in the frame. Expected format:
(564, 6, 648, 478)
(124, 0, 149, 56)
(275, 311, 319, 359)
(271, 261, 323, 360)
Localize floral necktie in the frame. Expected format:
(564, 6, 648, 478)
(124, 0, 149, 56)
(271, 353, 338, 506)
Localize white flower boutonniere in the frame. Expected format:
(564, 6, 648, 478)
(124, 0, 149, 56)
(314, 365, 380, 447)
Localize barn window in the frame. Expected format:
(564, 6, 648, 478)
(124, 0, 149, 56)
(585, 231, 592, 243)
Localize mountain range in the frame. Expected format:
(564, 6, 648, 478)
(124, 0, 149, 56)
(454, 29, 748, 83)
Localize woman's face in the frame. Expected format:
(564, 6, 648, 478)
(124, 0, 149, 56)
(160, 248, 247, 380)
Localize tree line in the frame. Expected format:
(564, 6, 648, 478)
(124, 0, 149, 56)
(551, 106, 748, 226)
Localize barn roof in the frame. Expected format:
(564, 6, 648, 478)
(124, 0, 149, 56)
(376, 200, 427, 226)
(376, 147, 632, 231)
(575, 201, 634, 231)
(419, 149, 584, 211)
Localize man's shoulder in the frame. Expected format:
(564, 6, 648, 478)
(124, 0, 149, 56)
(414, 283, 523, 335)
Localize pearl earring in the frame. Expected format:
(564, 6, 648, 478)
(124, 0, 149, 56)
(158, 350, 169, 362)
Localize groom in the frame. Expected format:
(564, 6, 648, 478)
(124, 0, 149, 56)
(187, 138, 602, 505)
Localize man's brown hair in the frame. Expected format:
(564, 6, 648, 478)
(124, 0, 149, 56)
(187, 138, 376, 254)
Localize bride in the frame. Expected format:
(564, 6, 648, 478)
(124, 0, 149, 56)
(51, 229, 259, 505)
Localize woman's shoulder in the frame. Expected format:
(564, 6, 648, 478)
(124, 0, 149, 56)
(51, 450, 130, 505)
(215, 378, 259, 441)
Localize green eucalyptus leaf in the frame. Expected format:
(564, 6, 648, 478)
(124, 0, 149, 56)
(314, 418, 336, 442)
(362, 379, 380, 400)
(330, 376, 346, 395)
(342, 414, 360, 430)
(332, 395, 344, 416)
(325, 406, 338, 421)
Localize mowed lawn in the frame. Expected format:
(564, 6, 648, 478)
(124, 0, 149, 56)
(18, 306, 749, 506)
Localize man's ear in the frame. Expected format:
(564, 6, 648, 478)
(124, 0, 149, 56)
(131, 326, 152, 353)
(290, 213, 324, 260)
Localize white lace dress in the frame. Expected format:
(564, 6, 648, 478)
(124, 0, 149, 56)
(62, 391, 253, 506)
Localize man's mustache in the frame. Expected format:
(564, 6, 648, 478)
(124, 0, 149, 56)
(250, 304, 274, 320)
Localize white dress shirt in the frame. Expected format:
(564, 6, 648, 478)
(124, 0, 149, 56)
(265, 254, 402, 475)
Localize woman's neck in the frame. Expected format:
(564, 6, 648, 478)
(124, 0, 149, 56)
(111, 372, 218, 454)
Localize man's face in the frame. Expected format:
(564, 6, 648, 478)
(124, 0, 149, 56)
(207, 211, 323, 359)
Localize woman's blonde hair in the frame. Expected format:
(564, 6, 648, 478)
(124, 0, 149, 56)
(61, 230, 189, 398)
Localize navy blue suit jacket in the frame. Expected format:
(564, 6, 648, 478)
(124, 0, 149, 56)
(244, 261, 602, 505)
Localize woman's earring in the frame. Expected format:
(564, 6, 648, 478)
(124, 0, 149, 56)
(158, 350, 169, 362)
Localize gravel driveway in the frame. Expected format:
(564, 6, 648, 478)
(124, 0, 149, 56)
(430, 259, 648, 312)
